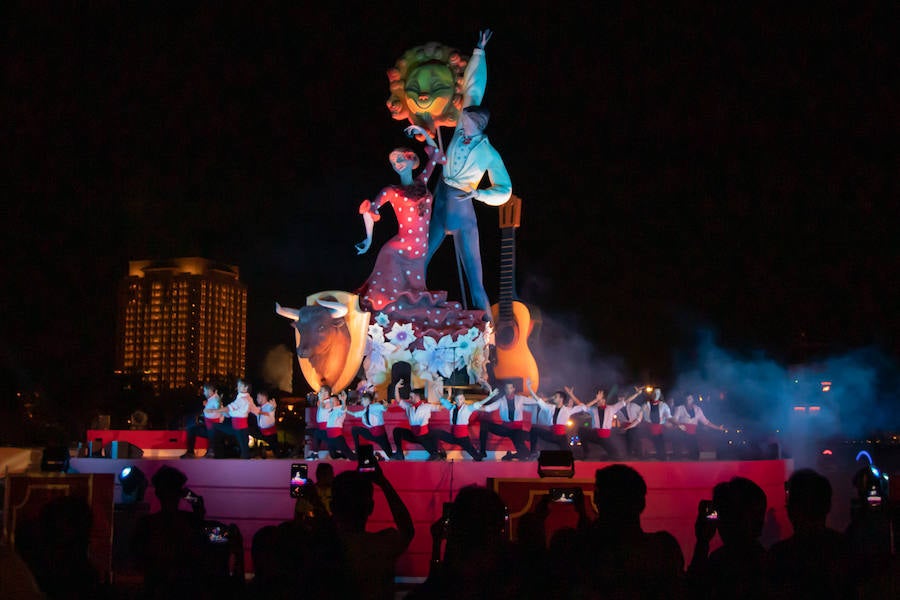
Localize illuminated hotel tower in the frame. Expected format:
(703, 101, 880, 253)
(116, 257, 247, 391)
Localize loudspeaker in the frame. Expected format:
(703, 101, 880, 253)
(537, 450, 574, 478)
(104, 441, 144, 459)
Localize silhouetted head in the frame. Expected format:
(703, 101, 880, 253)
(504, 383, 516, 397)
(445, 485, 508, 554)
(594, 464, 647, 525)
(151, 465, 188, 509)
(331, 471, 375, 531)
(786, 468, 832, 529)
(714, 476, 767, 544)
(316, 462, 335, 487)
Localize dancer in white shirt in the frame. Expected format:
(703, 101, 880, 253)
(432, 384, 496, 461)
(526, 383, 588, 457)
(642, 388, 673, 460)
(479, 382, 537, 460)
(391, 380, 442, 460)
(348, 391, 394, 457)
(181, 382, 223, 459)
(672, 394, 724, 459)
(248, 388, 280, 458)
(211, 379, 253, 459)
(323, 391, 356, 460)
(579, 387, 642, 461)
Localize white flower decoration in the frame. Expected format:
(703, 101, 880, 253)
(375, 312, 390, 327)
(413, 335, 456, 379)
(364, 324, 396, 382)
(386, 322, 416, 350)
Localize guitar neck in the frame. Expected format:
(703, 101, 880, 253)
(498, 226, 516, 321)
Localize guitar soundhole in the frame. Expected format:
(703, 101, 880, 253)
(496, 324, 515, 348)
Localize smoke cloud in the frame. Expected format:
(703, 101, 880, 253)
(261, 344, 294, 393)
(671, 329, 898, 461)
(530, 312, 626, 399)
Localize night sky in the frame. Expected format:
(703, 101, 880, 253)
(3, 3, 898, 412)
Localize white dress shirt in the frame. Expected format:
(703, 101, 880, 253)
(590, 400, 626, 430)
(347, 403, 387, 428)
(481, 394, 536, 422)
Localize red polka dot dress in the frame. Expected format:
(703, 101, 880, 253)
(358, 146, 445, 312)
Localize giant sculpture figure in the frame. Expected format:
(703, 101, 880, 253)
(355, 124, 446, 311)
(280, 29, 518, 397)
(425, 29, 512, 314)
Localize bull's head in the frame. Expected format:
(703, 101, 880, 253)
(276, 299, 351, 387)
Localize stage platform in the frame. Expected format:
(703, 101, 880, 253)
(69, 456, 794, 579)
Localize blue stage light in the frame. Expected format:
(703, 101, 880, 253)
(118, 465, 147, 504)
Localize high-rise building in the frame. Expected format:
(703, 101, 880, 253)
(116, 257, 247, 392)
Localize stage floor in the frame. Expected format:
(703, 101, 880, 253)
(70, 456, 794, 579)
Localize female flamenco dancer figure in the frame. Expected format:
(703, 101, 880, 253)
(355, 125, 446, 313)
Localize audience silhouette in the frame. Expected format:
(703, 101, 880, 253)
(688, 476, 767, 600)
(766, 468, 852, 600)
(102, 460, 897, 599)
(573, 464, 685, 599)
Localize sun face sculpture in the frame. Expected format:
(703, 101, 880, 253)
(386, 42, 468, 134)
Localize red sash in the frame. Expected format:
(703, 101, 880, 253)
(451, 425, 469, 438)
(204, 420, 217, 431)
(507, 421, 524, 430)
(649, 424, 663, 436)
(231, 417, 249, 430)
(684, 424, 698, 435)
(551, 425, 567, 435)
(595, 428, 612, 439)
(368, 425, 386, 437)
(326, 427, 343, 439)
(317, 421, 327, 430)
(411, 425, 429, 436)
(260, 426, 276, 437)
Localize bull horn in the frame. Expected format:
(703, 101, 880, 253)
(275, 302, 300, 321)
(316, 298, 348, 318)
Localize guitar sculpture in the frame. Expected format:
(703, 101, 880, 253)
(490, 195, 541, 391)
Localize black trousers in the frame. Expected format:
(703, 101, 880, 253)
(256, 432, 280, 456)
(529, 428, 568, 453)
(185, 423, 214, 453)
(310, 428, 328, 453)
(580, 430, 623, 460)
(624, 427, 642, 459)
(479, 422, 530, 456)
(432, 429, 481, 460)
(352, 426, 393, 455)
(669, 428, 700, 459)
(326, 434, 356, 459)
(393, 428, 438, 458)
(643, 427, 667, 460)
(212, 422, 250, 459)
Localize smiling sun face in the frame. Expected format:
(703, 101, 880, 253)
(404, 62, 455, 114)
(386, 42, 467, 134)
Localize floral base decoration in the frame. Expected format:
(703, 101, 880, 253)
(363, 309, 493, 402)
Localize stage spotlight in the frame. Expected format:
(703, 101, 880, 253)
(537, 450, 574, 478)
(118, 465, 148, 504)
(41, 446, 71, 472)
